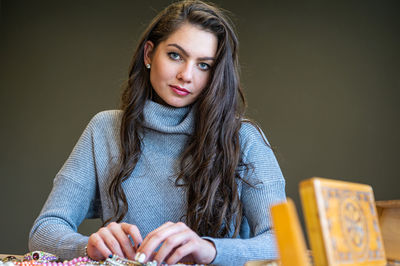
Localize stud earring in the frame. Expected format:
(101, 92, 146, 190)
(146, 63, 151, 69)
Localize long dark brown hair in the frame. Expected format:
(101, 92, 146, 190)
(106, 0, 251, 238)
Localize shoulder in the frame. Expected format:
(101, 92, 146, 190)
(87, 110, 123, 131)
(82, 110, 123, 150)
(238, 120, 285, 186)
(239, 120, 271, 151)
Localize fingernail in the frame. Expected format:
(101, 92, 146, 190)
(137, 253, 146, 263)
(134, 253, 140, 261)
(137, 243, 141, 249)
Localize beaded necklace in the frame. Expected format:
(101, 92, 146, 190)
(0, 252, 205, 266)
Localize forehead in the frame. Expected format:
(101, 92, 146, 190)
(161, 23, 218, 57)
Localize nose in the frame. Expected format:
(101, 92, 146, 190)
(176, 63, 193, 83)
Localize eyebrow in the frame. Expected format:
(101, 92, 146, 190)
(167, 43, 215, 61)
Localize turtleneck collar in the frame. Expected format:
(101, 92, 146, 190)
(142, 100, 194, 135)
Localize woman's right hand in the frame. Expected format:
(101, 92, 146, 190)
(86, 222, 143, 261)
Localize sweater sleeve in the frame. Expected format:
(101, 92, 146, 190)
(203, 122, 286, 266)
(29, 114, 103, 260)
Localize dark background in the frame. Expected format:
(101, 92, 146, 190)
(1, 0, 399, 255)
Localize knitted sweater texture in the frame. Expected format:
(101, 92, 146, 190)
(29, 100, 286, 266)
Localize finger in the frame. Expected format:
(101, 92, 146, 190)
(108, 223, 136, 260)
(143, 221, 175, 241)
(138, 222, 187, 263)
(88, 233, 113, 260)
(98, 226, 124, 258)
(165, 240, 197, 265)
(138, 222, 175, 252)
(121, 223, 143, 249)
(153, 229, 193, 264)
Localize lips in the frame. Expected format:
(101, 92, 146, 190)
(169, 85, 190, 96)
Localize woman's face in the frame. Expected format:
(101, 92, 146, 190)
(144, 23, 218, 108)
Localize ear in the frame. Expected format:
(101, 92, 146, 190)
(144, 41, 154, 66)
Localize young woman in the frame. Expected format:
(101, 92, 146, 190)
(29, 1, 286, 265)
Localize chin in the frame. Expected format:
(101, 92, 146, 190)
(168, 102, 189, 108)
(165, 98, 193, 108)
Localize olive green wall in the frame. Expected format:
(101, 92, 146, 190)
(1, 0, 399, 254)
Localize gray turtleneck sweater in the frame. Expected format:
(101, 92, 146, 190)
(29, 100, 286, 266)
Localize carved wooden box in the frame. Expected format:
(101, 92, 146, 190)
(300, 177, 386, 266)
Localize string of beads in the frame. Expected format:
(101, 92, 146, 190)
(0, 252, 205, 266)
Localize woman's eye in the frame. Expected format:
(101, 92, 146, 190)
(198, 62, 210, 71)
(168, 52, 181, 60)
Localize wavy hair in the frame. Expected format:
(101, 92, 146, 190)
(106, 0, 250, 238)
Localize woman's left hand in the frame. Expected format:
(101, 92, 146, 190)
(135, 221, 216, 265)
